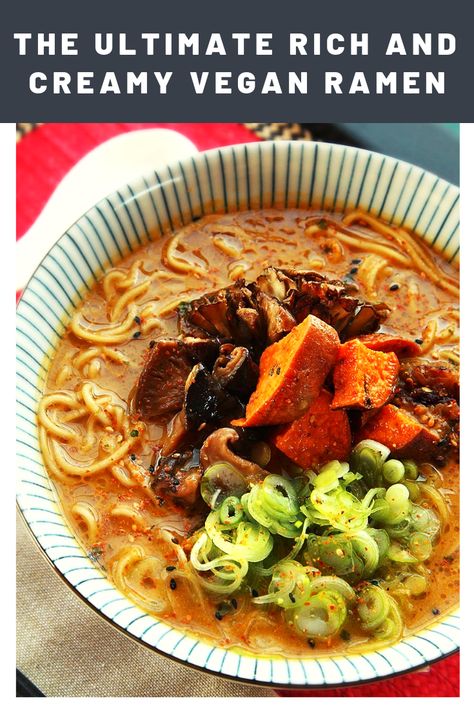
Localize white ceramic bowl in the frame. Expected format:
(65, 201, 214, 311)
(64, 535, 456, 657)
(16, 141, 460, 688)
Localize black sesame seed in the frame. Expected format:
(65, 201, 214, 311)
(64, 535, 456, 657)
(218, 601, 232, 615)
(389, 283, 400, 291)
(415, 338, 423, 345)
(251, 589, 259, 598)
(130, 429, 139, 437)
(340, 629, 351, 641)
(149, 340, 156, 348)
(307, 639, 316, 648)
(231, 598, 238, 609)
(215, 611, 223, 620)
(370, 579, 380, 586)
(432, 608, 440, 616)
(133, 331, 141, 339)
(130, 453, 136, 461)
(166, 565, 176, 572)
(350, 267, 358, 275)
(289, 592, 296, 604)
(134, 316, 142, 325)
(351, 258, 362, 265)
(169, 578, 177, 590)
(171, 537, 179, 544)
(149, 465, 155, 473)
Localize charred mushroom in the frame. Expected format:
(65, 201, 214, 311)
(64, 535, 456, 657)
(177, 280, 262, 344)
(160, 410, 190, 456)
(200, 427, 268, 486)
(280, 268, 390, 338)
(177, 266, 389, 347)
(339, 302, 391, 340)
(212, 344, 259, 397)
(255, 291, 296, 343)
(391, 360, 460, 462)
(178, 289, 234, 338)
(398, 360, 459, 403)
(255, 267, 295, 301)
(152, 448, 203, 507)
(134, 337, 218, 419)
(184, 364, 244, 429)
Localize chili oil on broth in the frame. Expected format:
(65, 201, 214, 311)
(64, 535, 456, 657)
(38, 209, 459, 657)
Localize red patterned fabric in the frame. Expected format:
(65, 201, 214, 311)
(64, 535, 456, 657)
(16, 123, 459, 697)
(278, 653, 459, 697)
(16, 122, 259, 238)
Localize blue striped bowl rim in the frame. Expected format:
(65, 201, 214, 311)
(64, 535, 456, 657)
(16, 140, 459, 688)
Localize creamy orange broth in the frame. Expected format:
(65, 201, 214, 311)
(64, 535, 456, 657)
(41, 210, 459, 656)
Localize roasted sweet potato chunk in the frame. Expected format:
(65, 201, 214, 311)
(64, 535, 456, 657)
(356, 404, 440, 458)
(232, 315, 340, 427)
(358, 333, 422, 358)
(273, 389, 351, 469)
(331, 339, 399, 410)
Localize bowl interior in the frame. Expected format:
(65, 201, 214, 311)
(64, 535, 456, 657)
(16, 141, 459, 688)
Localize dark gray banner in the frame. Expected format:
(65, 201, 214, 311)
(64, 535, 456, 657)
(2, 0, 472, 121)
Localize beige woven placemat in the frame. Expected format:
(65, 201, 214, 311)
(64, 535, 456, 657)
(16, 511, 275, 697)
